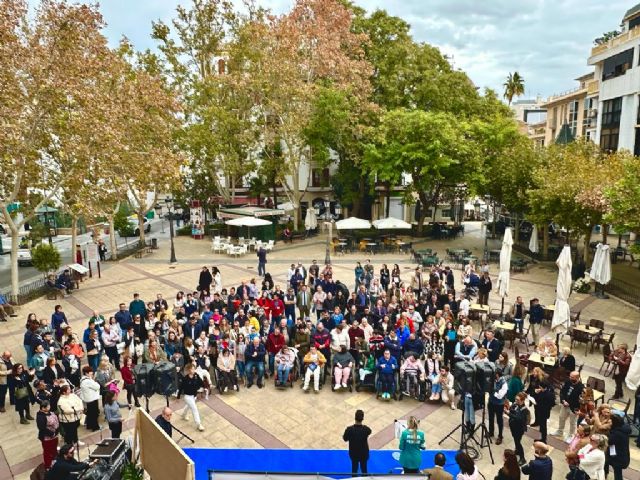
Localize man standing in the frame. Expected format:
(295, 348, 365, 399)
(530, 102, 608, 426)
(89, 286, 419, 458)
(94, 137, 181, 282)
(0, 350, 13, 412)
(343, 409, 372, 476)
(528, 298, 544, 345)
(129, 293, 146, 320)
(256, 246, 267, 277)
(296, 284, 311, 319)
(478, 272, 492, 306)
(481, 330, 500, 362)
(610, 343, 631, 399)
(551, 371, 583, 442)
(308, 260, 319, 286)
(510, 296, 526, 333)
(410, 267, 422, 298)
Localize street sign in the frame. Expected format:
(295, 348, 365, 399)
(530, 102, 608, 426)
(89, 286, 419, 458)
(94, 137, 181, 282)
(86, 243, 99, 263)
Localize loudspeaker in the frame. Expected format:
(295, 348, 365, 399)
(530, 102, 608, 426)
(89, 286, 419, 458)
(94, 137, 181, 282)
(153, 361, 178, 396)
(453, 360, 475, 394)
(133, 362, 155, 397)
(474, 361, 496, 394)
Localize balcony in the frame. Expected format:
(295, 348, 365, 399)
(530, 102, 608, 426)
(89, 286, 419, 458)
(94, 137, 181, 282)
(587, 79, 599, 95)
(590, 27, 640, 59)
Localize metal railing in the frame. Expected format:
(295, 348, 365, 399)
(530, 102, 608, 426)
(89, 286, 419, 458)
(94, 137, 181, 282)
(607, 277, 640, 306)
(1, 275, 48, 305)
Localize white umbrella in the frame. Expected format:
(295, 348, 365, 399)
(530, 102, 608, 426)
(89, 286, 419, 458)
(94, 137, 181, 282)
(304, 208, 317, 231)
(372, 217, 412, 230)
(626, 324, 640, 390)
(528, 225, 539, 253)
(335, 216, 372, 230)
(590, 243, 611, 284)
(226, 217, 272, 227)
(496, 228, 513, 313)
(278, 202, 295, 212)
(551, 245, 573, 335)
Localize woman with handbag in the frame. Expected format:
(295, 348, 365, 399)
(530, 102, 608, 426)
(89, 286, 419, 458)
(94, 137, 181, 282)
(79, 366, 101, 432)
(11, 363, 35, 424)
(36, 399, 59, 470)
(57, 383, 85, 445)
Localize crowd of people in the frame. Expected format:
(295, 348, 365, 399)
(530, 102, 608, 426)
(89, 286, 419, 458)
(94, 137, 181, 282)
(0, 258, 635, 479)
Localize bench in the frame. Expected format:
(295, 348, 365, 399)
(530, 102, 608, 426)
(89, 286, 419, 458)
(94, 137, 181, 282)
(134, 249, 145, 259)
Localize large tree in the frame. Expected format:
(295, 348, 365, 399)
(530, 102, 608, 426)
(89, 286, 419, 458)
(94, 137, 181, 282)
(363, 109, 475, 233)
(0, 0, 115, 297)
(503, 71, 525, 105)
(605, 154, 640, 240)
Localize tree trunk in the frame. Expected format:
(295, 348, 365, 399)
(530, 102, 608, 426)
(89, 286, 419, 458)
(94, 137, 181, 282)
(514, 214, 520, 243)
(385, 183, 391, 218)
(583, 226, 593, 264)
(542, 223, 549, 259)
(601, 224, 608, 245)
(10, 229, 19, 299)
(70, 216, 78, 264)
(137, 212, 145, 247)
(272, 177, 277, 208)
(491, 203, 497, 237)
(108, 214, 117, 260)
(416, 210, 428, 234)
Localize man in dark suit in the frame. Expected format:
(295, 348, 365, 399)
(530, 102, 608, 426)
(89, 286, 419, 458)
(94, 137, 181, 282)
(342, 409, 372, 476)
(422, 452, 453, 480)
(296, 284, 312, 319)
(183, 316, 202, 340)
(551, 371, 584, 442)
(481, 330, 501, 362)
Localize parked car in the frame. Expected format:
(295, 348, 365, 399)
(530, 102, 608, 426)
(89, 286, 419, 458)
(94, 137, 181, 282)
(128, 217, 151, 236)
(17, 248, 32, 267)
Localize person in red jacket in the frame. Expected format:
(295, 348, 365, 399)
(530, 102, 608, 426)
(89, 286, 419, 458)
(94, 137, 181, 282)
(257, 292, 273, 320)
(312, 322, 332, 372)
(266, 327, 286, 376)
(610, 343, 632, 399)
(271, 294, 285, 323)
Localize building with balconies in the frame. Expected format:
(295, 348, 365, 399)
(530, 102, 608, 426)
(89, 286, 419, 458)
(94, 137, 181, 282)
(588, 4, 640, 154)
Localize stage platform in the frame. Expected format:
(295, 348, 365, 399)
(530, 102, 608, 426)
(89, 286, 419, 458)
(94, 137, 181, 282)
(184, 448, 461, 480)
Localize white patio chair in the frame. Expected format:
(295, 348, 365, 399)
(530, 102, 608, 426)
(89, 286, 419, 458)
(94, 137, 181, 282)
(264, 239, 275, 251)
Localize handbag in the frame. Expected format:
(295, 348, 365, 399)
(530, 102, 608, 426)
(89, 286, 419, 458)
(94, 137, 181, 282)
(15, 386, 29, 400)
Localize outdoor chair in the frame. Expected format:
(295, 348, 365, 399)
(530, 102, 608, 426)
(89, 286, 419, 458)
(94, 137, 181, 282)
(589, 318, 605, 331)
(593, 331, 614, 352)
(570, 329, 592, 354)
(264, 240, 275, 251)
(599, 343, 614, 376)
(570, 309, 581, 326)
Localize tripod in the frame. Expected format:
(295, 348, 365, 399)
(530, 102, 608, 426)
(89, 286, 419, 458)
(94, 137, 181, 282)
(471, 404, 494, 464)
(438, 404, 479, 459)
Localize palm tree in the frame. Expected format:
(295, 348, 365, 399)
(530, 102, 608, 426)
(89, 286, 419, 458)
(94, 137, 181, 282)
(503, 71, 525, 105)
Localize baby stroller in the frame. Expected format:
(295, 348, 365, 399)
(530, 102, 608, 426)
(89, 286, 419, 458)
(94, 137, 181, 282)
(355, 351, 376, 392)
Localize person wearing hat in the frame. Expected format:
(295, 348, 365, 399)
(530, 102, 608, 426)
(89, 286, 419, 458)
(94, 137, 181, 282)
(521, 441, 553, 480)
(343, 409, 372, 475)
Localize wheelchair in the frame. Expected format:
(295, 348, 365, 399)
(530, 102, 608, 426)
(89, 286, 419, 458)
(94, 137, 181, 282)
(375, 369, 399, 401)
(300, 361, 325, 391)
(213, 367, 239, 394)
(398, 371, 429, 402)
(275, 350, 300, 389)
(355, 352, 376, 392)
(331, 359, 354, 392)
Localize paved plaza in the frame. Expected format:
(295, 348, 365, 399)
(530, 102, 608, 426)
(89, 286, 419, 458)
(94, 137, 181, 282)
(0, 222, 639, 480)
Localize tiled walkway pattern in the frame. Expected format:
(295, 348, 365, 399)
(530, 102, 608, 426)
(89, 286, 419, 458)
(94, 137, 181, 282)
(1, 225, 639, 480)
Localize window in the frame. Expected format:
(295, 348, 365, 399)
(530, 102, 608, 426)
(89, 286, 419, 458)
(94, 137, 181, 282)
(630, 16, 640, 30)
(311, 168, 330, 188)
(568, 100, 579, 135)
(602, 48, 633, 80)
(601, 127, 619, 151)
(601, 97, 622, 127)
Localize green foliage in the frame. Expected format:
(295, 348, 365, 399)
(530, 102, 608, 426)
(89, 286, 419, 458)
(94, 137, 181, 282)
(121, 463, 145, 480)
(114, 204, 135, 238)
(605, 153, 640, 233)
(31, 243, 61, 274)
(27, 219, 49, 245)
(503, 71, 525, 106)
(594, 30, 621, 45)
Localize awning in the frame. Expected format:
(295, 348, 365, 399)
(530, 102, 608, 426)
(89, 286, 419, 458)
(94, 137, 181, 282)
(217, 206, 285, 219)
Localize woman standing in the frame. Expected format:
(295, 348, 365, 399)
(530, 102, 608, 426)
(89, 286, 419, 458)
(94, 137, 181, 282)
(442, 321, 457, 367)
(391, 264, 401, 288)
(495, 352, 513, 381)
(607, 415, 630, 480)
(455, 452, 479, 480)
(354, 262, 364, 290)
(506, 363, 525, 403)
(57, 384, 84, 446)
(177, 363, 205, 432)
(398, 416, 425, 473)
(11, 363, 35, 424)
(85, 329, 102, 373)
(103, 390, 123, 438)
(380, 264, 390, 292)
(79, 366, 101, 431)
(36, 400, 59, 470)
(494, 449, 520, 480)
(578, 434, 607, 480)
(120, 356, 140, 408)
(212, 266, 222, 294)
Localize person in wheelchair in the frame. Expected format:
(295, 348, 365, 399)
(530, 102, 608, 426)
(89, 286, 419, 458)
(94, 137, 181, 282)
(216, 348, 238, 392)
(275, 345, 296, 387)
(333, 345, 355, 390)
(302, 345, 326, 392)
(400, 353, 425, 397)
(376, 349, 397, 400)
(358, 351, 376, 384)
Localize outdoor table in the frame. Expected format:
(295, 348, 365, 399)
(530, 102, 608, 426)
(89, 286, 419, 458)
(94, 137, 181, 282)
(528, 352, 557, 368)
(337, 242, 348, 255)
(469, 303, 489, 324)
(572, 325, 600, 356)
(492, 320, 515, 331)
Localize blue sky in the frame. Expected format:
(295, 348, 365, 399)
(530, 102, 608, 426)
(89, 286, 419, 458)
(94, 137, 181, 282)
(100, 0, 632, 99)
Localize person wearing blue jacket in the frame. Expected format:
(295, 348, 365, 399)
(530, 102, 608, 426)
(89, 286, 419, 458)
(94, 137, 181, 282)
(522, 441, 553, 480)
(384, 331, 402, 364)
(376, 349, 398, 399)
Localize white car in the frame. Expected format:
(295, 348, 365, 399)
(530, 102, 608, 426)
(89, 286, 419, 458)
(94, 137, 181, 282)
(128, 217, 151, 236)
(17, 248, 32, 267)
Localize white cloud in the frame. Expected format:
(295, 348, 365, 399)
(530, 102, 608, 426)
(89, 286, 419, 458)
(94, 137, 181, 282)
(99, 0, 632, 98)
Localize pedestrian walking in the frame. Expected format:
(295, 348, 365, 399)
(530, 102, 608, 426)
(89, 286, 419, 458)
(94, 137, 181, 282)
(257, 246, 267, 277)
(342, 409, 372, 476)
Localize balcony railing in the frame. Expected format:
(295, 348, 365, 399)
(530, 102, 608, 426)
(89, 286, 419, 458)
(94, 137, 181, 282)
(591, 27, 640, 57)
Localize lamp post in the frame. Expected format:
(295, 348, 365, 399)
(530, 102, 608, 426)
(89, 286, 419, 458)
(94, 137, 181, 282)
(154, 204, 165, 234)
(315, 197, 341, 265)
(483, 195, 491, 262)
(165, 197, 177, 264)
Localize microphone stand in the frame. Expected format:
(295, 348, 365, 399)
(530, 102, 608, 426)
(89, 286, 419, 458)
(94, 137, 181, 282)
(171, 423, 195, 444)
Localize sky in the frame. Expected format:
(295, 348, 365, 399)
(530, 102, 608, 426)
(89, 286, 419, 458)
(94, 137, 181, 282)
(100, 0, 633, 100)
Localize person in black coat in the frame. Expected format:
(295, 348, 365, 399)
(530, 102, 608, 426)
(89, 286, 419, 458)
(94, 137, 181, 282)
(10, 363, 35, 424)
(606, 414, 630, 480)
(558, 347, 576, 373)
(343, 409, 372, 476)
(521, 441, 552, 480)
(155, 407, 173, 437)
(508, 392, 529, 465)
(198, 267, 213, 293)
(45, 444, 93, 480)
(532, 381, 555, 443)
(553, 372, 583, 440)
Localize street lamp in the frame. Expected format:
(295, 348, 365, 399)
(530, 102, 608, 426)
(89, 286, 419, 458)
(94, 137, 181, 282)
(165, 197, 177, 264)
(154, 204, 165, 234)
(315, 197, 341, 265)
(483, 195, 491, 262)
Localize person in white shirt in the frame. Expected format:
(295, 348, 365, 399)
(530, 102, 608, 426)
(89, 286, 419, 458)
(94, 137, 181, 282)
(459, 294, 470, 319)
(79, 366, 101, 431)
(101, 323, 121, 370)
(330, 323, 350, 354)
(577, 434, 607, 480)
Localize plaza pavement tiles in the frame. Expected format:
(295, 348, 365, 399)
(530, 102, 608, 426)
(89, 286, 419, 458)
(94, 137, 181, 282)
(1, 230, 639, 480)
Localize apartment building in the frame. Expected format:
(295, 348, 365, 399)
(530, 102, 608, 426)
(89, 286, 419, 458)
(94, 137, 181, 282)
(588, 4, 640, 153)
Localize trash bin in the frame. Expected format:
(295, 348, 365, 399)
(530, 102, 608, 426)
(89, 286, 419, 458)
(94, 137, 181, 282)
(151, 238, 158, 249)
